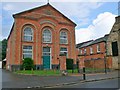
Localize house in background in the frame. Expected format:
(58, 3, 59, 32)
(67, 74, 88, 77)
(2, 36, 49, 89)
(6, 3, 77, 71)
(76, 34, 112, 70)
(106, 16, 120, 70)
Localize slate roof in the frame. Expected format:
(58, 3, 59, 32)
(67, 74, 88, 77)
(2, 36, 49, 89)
(76, 40, 93, 48)
(76, 34, 109, 49)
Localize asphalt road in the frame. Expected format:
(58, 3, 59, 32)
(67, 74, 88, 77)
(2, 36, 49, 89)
(2, 69, 81, 88)
(58, 78, 119, 88)
(2, 69, 119, 89)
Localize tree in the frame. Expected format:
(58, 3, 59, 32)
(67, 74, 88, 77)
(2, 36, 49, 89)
(2, 39, 7, 60)
(22, 58, 34, 70)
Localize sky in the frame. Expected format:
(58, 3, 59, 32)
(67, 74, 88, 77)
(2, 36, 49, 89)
(0, 0, 119, 44)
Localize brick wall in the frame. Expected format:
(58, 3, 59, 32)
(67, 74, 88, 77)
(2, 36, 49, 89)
(6, 4, 76, 70)
(77, 42, 112, 69)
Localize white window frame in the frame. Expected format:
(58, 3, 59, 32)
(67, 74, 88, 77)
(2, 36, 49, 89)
(80, 49, 82, 55)
(97, 44, 100, 53)
(23, 27, 33, 41)
(60, 47, 68, 57)
(90, 46, 93, 54)
(23, 45, 33, 59)
(84, 48, 87, 54)
(60, 31, 68, 44)
(42, 28, 52, 43)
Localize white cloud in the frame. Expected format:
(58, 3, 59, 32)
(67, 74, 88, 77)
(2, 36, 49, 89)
(53, 2, 103, 19)
(52, 2, 104, 28)
(75, 28, 94, 44)
(2, 2, 45, 14)
(3, 4, 14, 11)
(75, 12, 117, 44)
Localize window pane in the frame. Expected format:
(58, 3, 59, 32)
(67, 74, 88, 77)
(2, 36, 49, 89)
(43, 29, 51, 43)
(43, 47, 50, 56)
(60, 31, 68, 44)
(60, 47, 68, 56)
(23, 46, 32, 59)
(24, 27, 33, 41)
(97, 44, 100, 52)
(43, 47, 50, 52)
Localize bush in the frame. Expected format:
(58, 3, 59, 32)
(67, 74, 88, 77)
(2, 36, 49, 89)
(66, 58, 73, 70)
(22, 58, 34, 70)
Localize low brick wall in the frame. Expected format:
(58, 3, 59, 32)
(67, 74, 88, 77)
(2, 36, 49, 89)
(84, 57, 112, 69)
(84, 59, 105, 69)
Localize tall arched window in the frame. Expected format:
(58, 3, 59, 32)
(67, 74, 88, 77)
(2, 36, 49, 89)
(42, 28, 51, 43)
(60, 31, 68, 44)
(23, 27, 33, 41)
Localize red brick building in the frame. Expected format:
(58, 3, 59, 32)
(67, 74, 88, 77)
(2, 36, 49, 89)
(76, 34, 112, 69)
(6, 3, 77, 71)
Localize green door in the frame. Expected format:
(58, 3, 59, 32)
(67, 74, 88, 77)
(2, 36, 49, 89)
(43, 47, 51, 69)
(43, 56, 50, 69)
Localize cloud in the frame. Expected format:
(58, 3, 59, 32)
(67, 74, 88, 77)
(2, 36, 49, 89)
(53, 2, 103, 19)
(75, 12, 117, 44)
(52, 2, 104, 28)
(3, 4, 14, 11)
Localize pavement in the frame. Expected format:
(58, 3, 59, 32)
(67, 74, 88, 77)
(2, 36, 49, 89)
(31, 71, 119, 88)
(2, 69, 119, 88)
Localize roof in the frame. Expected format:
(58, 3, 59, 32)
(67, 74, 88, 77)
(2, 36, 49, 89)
(76, 40, 93, 48)
(13, 3, 76, 26)
(76, 34, 109, 49)
(7, 23, 15, 40)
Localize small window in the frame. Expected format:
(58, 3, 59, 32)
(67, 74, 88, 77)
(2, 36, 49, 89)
(90, 46, 93, 54)
(80, 49, 82, 55)
(43, 47, 51, 56)
(60, 31, 68, 44)
(97, 44, 100, 53)
(23, 46, 33, 59)
(42, 28, 52, 43)
(112, 41, 118, 56)
(60, 47, 68, 56)
(84, 48, 87, 54)
(23, 27, 33, 41)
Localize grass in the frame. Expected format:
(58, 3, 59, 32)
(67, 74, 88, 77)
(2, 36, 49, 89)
(15, 68, 105, 76)
(15, 70, 61, 76)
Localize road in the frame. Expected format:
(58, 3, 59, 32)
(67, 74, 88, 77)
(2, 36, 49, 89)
(58, 78, 119, 88)
(1, 69, 119, 88)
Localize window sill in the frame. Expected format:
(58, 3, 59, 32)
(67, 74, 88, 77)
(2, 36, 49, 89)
(22, 41, 34, 43)
(42, 42, 52, 44)
(59, 43, 68, 45)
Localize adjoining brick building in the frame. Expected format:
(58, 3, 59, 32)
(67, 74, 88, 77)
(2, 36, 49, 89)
(76, 34, 112, 70)
(6, 3, 77, 71)
(106, 16, 120, 70)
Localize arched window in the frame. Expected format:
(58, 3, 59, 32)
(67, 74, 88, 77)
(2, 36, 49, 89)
(42, 28, 51, 43)
(23, 27, 33, 41)
(60, 31, 68, 44)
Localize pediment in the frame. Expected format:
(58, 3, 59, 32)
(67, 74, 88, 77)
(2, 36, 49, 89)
(13, 4, 76, 26)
